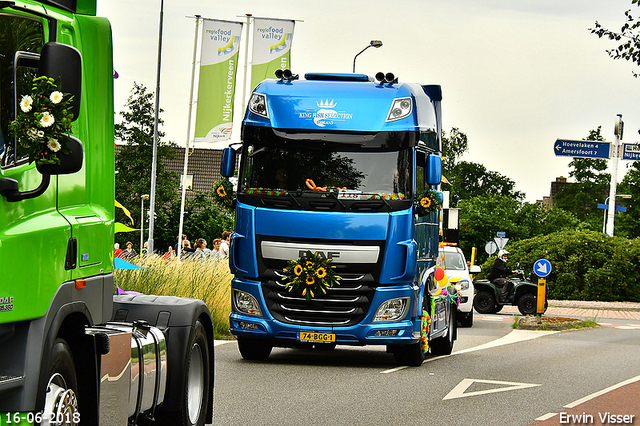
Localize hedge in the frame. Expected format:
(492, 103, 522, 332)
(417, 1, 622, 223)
(476, 230, 640, 302)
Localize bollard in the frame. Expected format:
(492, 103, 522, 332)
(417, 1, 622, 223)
(537, 278, 546, 314)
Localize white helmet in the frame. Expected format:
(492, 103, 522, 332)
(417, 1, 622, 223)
(498, 249, 510, 262)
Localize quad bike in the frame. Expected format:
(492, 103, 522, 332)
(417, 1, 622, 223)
(473, 269, 548, 316)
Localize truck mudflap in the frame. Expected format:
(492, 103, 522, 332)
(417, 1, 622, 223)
(111, 294, 214, 425)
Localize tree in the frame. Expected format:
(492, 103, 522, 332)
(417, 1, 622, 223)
(114, 82, 180, 251)
(591, 0, 640, 77)
(458, 194, 581, 262)
(615, 161, 640, 237)
(441, 127, 468, 175)
(441, 128, 524, 205)
(553, 127, 610, 230)
(114, 82, 238, 253)
(449, 161, 524, 205)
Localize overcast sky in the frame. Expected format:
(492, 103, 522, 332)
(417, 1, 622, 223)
(96, 0, 640, 202)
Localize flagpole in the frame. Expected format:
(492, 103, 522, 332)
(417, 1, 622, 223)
(240, 13, 252, 117)
(176, 15, 201, 265)
(148, 0, 164, 256)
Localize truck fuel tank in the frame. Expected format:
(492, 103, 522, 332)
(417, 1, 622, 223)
(86, 321, 167, 423)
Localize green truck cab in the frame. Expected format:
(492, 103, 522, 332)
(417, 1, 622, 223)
(0, 2, 214, 424)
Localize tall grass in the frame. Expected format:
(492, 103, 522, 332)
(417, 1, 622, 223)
(115, 256, 232, 339)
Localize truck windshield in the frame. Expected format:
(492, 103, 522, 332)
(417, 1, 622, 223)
(440, 250, 466, 271)
(0, 14, 44, 168)
(238, 126, 416, 212)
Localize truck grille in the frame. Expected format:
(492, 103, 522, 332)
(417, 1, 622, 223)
(262, 270, 376, 327)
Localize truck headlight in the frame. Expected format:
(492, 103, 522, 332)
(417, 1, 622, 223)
(234, 290, 262, 316)
(373, 298, 409, 322)
(248, 93, 269, 118)
(386, 97, 412, 122)
(455, 279, 470, 291)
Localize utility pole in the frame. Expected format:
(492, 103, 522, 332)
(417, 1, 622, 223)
(605, 114, 623, 236)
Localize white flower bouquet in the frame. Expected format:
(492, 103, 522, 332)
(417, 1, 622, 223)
(9, 76, 74, 165)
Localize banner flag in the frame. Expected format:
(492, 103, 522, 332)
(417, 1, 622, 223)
(251, 18, 295, 90)
(194, 19, 243, 143)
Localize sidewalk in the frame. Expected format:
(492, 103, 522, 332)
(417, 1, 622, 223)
(501, 299, 640, 321)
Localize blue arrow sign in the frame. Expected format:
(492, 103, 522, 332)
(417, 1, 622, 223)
(533, 259, 552, 278)
(622, 143, 640, 161)
(554, 139, 610, 159)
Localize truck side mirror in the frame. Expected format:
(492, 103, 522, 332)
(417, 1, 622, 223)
(36, 135, 84, 175)
(426, 154, 442, 186)
(0, 136, 83, 202)
(220, 147, 236, 177)
(39, 42, 82, 121)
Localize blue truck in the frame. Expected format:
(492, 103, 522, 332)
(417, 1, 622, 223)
(221, 71, 456, 366)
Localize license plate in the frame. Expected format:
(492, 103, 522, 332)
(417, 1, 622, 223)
(297, 331, 335, 343)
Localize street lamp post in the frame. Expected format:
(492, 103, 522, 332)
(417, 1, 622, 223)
(353, 40, 382, 73)
(140, 194, 149, 254)
(602, 194, 631, 235)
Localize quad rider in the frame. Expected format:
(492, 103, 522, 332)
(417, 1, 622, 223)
(488, 249, 516, 302)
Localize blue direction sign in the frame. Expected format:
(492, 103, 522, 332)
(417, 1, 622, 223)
(598, 203, 626, 212)
(622, 143, 640, 161)
(533, 259, 552, 278)
(554, 139, 610, 159)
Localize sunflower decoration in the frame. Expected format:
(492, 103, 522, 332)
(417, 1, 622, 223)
(416, 189, 443, 215)
(282, 250, 341, 301)
(9, 76, 74, 165)
(212, 179, 233, 207)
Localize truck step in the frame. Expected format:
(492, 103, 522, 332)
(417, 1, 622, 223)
(0, 375, 24, 392)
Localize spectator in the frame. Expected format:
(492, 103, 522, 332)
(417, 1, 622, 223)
(114, 243, 124, 259)
(162, 246, 175, 261)
(201, 238, 212, 258)
(181, 239, 195, 258)
(123, 241, 138, 259)
(194, 238, 207, 261)
(175, 234, 187, 254)
(210, 238, 223, 260)
(220, 231, 231, 256)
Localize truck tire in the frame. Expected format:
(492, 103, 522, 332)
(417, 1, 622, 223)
(430, 307, 456, 355)
(473, 290, 496, 314)
(184, 320, 210, 426)
(459, 308, 473, 327)
(237, 337, 273, 361)
(393, 340, 425, 367)
(42, 338, 79, 426)
(393, 297, 429, 367)
(156, 320, 211, 426)
(517, 293, 537, 315)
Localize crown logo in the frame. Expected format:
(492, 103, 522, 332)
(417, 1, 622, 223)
(316, 99, 337, 108)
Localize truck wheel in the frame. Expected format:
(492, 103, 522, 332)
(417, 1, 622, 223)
(237, 337, 273, 361)
(473, 291, 495, 314)
(157, 320, 211, 426)
(393, 302, 429, 366)
(393, 341, 425, 366)
(43, 338, 79, 426)
(430, 308, 456, 355)
(517, 293, 537, 315)
(459, 309, 473, 327)
(184, 321, 210, 426)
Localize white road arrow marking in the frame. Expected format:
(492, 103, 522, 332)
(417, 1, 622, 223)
(443, 378, 541, 400)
